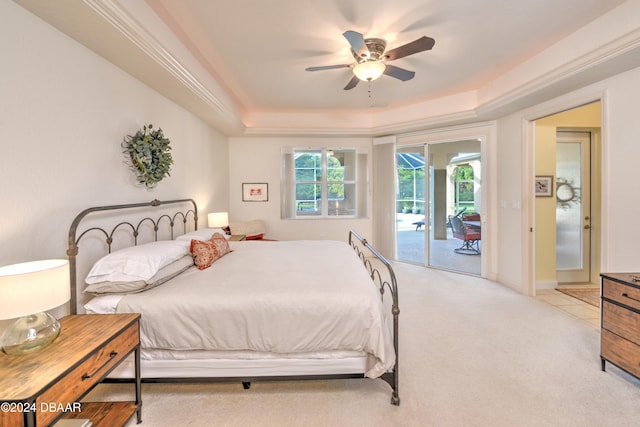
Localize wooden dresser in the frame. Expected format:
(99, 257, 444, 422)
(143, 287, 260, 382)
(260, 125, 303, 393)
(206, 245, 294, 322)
(600, 273, 640, 380)
(0, 314, 141, 427)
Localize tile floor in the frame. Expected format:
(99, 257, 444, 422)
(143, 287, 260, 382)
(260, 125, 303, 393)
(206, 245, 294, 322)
(535, 288, 601, 328)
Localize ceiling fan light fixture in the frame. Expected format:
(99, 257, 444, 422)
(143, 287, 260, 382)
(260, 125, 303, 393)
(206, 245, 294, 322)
(353, 61, 386, 81)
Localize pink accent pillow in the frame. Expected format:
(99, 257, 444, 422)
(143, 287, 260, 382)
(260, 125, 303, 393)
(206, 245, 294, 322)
(190, 233, 232, 270)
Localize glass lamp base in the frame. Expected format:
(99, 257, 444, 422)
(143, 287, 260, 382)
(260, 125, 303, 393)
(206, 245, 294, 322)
(1, 312, 61, 355)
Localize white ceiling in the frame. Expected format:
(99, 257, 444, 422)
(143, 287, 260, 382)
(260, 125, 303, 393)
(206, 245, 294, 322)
(15, 0, 637, 135)
(147, 0, 623, 111)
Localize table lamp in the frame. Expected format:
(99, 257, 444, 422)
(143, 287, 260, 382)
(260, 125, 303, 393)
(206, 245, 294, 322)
(208, 211, 229, 228)
(0, 259, 70, 355)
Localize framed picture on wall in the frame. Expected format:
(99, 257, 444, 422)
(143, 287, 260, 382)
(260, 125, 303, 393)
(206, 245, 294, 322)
(242, 183, 268, 202)
(535, 176, 553, 197)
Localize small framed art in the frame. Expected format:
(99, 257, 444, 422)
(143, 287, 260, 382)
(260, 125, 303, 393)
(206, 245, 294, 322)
(242, 183, 268, 202)
(535, 176, 553, 197)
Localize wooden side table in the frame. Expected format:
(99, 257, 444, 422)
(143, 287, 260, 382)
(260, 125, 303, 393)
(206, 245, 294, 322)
(0, 314, 141, 427)
(600, 273, 640, 381)
(228, 235, 246, 241)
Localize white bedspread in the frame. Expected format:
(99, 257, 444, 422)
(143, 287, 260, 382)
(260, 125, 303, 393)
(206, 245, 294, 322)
(116, 240, 395, 378)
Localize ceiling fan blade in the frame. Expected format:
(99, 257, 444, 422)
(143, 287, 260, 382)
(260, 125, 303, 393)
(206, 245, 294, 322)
(383, 64, 415, 81)
(343, 75, 360, 90)
(384, 36, 435, 61)
(305, 64, 351, 71)
(343, 30, 369, 58)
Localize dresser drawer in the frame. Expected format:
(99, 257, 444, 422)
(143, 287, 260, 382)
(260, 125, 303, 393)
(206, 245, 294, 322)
(36, 322, 139, 426)
(601, 301, 640, 347)
(601, 329, 640, 378)
(603, 278, 640, 312)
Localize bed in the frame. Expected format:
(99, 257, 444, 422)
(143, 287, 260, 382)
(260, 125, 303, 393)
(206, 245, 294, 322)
(67, 198, 400, 405)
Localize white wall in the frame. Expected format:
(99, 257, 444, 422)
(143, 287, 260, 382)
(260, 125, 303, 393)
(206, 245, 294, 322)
(599, 67, 640, 271)
(228, 136, 373, 242)
(0, 2, 228, 266)
(493, 65, 640, 293)
(494, 114, 527, 291)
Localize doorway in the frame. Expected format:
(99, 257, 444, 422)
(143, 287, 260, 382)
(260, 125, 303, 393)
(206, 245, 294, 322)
(395, 140, 482, 275)
(533, 101, 601, 289)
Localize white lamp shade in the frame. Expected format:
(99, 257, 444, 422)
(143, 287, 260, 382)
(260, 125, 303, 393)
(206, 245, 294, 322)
(353, 61, 386, 81)
(0, 259, 70, 320)
(208, 212, 229, 228)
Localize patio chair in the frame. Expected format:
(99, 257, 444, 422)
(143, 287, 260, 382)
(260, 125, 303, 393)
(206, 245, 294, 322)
(462, 212, 480, 221)
(449, 215, 481, 255)
(446, 207, 467, 229)
(461, 212, 481, 232)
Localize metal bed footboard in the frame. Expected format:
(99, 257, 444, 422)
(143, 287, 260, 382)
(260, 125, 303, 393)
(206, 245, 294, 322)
(348, 230, 400, 405)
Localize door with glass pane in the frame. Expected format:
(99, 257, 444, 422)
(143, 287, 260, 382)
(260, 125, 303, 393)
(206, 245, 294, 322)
(556, 132, 591, 283)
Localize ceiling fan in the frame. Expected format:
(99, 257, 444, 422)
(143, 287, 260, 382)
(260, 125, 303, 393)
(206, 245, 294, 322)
(306, 31, 435, 90)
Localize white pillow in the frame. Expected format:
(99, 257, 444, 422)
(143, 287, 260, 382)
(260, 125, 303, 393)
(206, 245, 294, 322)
(85, 240, 190, 284)
(84, 255, 194, 294)
(175, 228, 229, 241)
(84, 294, 124, 314)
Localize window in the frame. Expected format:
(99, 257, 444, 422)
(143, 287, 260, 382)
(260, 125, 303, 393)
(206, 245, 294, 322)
(454, 164, 475, 212)
(281, 148, 368, 218)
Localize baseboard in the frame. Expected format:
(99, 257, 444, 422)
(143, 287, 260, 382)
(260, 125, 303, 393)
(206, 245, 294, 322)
(536, 280, 558, 290)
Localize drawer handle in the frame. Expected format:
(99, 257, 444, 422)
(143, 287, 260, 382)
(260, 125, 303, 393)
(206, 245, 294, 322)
(82, 351, 118, 380)
(621, 292, 640, 303)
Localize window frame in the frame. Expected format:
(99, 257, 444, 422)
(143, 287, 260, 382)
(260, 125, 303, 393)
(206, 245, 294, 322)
(282, 147, 367, 220)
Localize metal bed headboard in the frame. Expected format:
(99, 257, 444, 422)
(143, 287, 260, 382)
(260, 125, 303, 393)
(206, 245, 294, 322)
(66, 198, 198, 315)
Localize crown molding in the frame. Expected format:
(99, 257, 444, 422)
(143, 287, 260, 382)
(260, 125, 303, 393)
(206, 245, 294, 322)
(83, 0, 245, 133)
(241, 108, 479, 137)
(476, 27, 640, 117)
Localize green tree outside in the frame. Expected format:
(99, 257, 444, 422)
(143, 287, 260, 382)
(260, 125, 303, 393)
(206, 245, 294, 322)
(295, 152, 345, 210)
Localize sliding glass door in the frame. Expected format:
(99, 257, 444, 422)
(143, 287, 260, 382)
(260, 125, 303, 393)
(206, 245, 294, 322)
(396, 140, 482, 275)
(395, 147, 426, 264)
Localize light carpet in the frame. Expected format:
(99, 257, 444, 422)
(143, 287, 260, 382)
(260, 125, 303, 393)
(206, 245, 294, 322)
(86, 263, 640, 426)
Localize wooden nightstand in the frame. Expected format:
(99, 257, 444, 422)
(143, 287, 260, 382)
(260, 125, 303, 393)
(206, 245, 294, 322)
(228, 235, 246, 241)
(0, 314, 141, 427)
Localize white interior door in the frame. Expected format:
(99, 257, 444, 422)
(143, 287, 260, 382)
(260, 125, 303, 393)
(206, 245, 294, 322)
(556, 131, 591, 283)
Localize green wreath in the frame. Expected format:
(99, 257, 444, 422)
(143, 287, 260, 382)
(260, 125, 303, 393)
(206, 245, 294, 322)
(122, 124, 173, 189)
